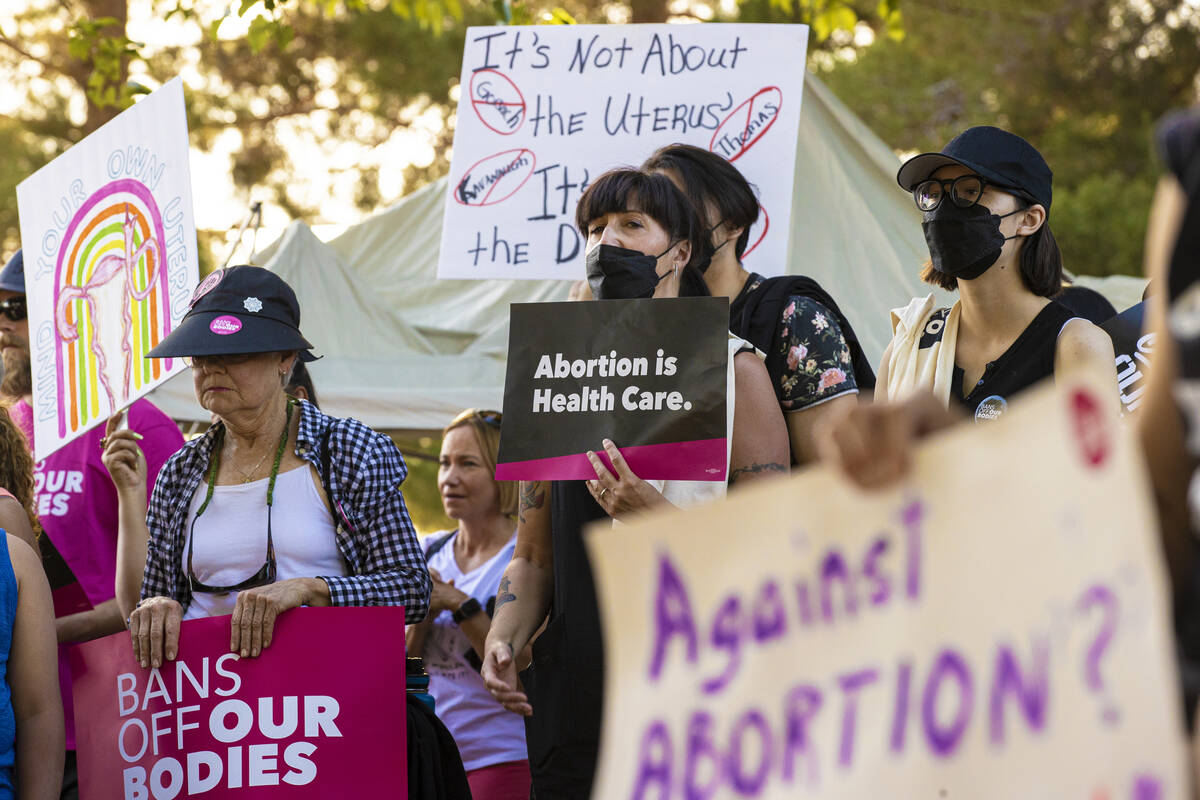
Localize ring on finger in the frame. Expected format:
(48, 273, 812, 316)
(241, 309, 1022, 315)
(599, 487, 609, 500)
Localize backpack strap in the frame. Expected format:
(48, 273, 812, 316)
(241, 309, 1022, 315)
(740, 275, 877, 395)
(423, 531, 457, 561)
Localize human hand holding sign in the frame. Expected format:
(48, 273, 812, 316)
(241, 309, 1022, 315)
(816, 393, 960, 489)
(129, 596, 183, 669)
(586, 439, 670, 519)
(100, 410, 148, 500)
(230, 578, 330, 658)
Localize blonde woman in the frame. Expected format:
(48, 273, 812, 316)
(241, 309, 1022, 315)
(406, 409, 529, 800)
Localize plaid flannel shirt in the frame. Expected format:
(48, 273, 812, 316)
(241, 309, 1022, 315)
(141, 399, 431, 621)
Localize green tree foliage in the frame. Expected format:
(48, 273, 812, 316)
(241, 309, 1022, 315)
(818, 0, 1200, 277)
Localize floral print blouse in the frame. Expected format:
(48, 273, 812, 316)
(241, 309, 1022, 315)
(736, 275, 859, 411)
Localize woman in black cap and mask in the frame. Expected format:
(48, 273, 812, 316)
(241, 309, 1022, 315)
(480, 168, 788, 798)
(818, 127, 1115, 488)
(880, 126, 1113, 424)
(101, 265, 430, 667)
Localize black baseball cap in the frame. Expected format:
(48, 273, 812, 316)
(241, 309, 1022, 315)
(146, 265, 316, 361)
(897, 126, 1053, 211)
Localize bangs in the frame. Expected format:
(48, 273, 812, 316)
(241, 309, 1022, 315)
(575, 169, 692, 240)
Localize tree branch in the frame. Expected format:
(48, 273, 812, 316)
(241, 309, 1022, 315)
(191, 102, 360, 133)
(0, 32, 65, 76)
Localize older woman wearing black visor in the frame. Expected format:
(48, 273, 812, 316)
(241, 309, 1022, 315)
(101, 265, 430, 668)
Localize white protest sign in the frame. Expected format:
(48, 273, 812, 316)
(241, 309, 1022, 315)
(587, 367, 1188, 798)
(438, 24, 808, 280)
(17, 78, 198, 460)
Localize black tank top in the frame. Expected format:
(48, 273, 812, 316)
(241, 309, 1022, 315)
(948, 301, 1077, 422)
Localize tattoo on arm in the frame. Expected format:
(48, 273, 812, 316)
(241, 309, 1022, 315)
(518, 481, 546, 525)
(728, 462, 788, 485)
(495, 575, 517, 611)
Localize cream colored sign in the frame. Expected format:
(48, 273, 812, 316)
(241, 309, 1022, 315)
(587, 369, 1187, 799)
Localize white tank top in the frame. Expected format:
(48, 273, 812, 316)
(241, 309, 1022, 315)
(183, 464, 347, 620)
(644, 336, 754, 511)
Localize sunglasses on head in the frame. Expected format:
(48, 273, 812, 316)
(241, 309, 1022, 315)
(0, 297, 27, 322)
(474, 409, 502, 428)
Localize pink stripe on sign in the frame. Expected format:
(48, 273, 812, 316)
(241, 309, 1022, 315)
(496, 437, 727, 481)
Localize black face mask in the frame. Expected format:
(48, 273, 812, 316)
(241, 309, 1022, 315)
(586, 243, 676, 300)
(922, 202, 1022, 281)
(692, 219, 729, 274)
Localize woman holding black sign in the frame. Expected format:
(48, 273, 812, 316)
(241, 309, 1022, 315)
(643, 143, 876, 464)
(482, 168, 788, 797)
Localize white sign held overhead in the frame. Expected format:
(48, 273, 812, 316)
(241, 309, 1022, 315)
(17, 78, 199, 460)
(439, 24, 809, 280)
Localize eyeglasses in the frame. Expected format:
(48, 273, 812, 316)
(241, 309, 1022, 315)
(187, 508, 276, 594)
(0, 297, 27, 322)
(913, 175, 1031, 212)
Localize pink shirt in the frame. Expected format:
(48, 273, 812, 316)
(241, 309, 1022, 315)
(11, 398, 183, 749)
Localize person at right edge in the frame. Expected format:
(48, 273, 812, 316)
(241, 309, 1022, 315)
(877, 126, 1114, 423)
(643, 143, 876, 464)
(1136, 106, 1200, 738)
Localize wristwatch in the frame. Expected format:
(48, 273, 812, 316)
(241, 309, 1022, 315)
(452, 597, 483, 625)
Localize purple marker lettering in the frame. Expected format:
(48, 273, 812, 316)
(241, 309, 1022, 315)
(795, 579, 814, 627)
(1132, 774, 1163, 800)
(889, 659, 913, 754)
(781, 685, 822, 786)
(649, 554, 699, 682)
(701, 595, 743, 695)
(753, 580, 787, 643)
(861, 536, 891, 606)
(632, 721, 674, 800)
(921, 649, 973, 758)
(988, 638, 1049, 746)
(684, 711, 723, 800)
(836, 667, 880, 769)
(728, 710, 772, 795)
(819, 550, 856, 623)
(900, 499, 925, 600)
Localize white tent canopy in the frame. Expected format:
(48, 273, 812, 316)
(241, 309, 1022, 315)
(148, 72, 1138, 431)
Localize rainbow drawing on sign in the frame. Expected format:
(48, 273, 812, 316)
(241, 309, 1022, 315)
(53, 178, 172, 437)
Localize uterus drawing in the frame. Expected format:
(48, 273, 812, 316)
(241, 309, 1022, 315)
(55, 204, 163, 414)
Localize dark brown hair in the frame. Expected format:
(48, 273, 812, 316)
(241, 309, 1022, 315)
(641, 143, 760, 259)
(575, 168, 712, 297)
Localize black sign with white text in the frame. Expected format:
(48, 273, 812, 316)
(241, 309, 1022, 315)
(496, 297, 729, 481)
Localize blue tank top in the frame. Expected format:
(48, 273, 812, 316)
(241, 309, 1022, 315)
(0, 533, 18, 797)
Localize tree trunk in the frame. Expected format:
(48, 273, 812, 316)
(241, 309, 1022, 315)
(631, 0, 669, 24)
(79, 0, 130, 134)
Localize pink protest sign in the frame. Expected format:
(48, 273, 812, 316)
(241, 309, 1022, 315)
(69, 607, 407, 800)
